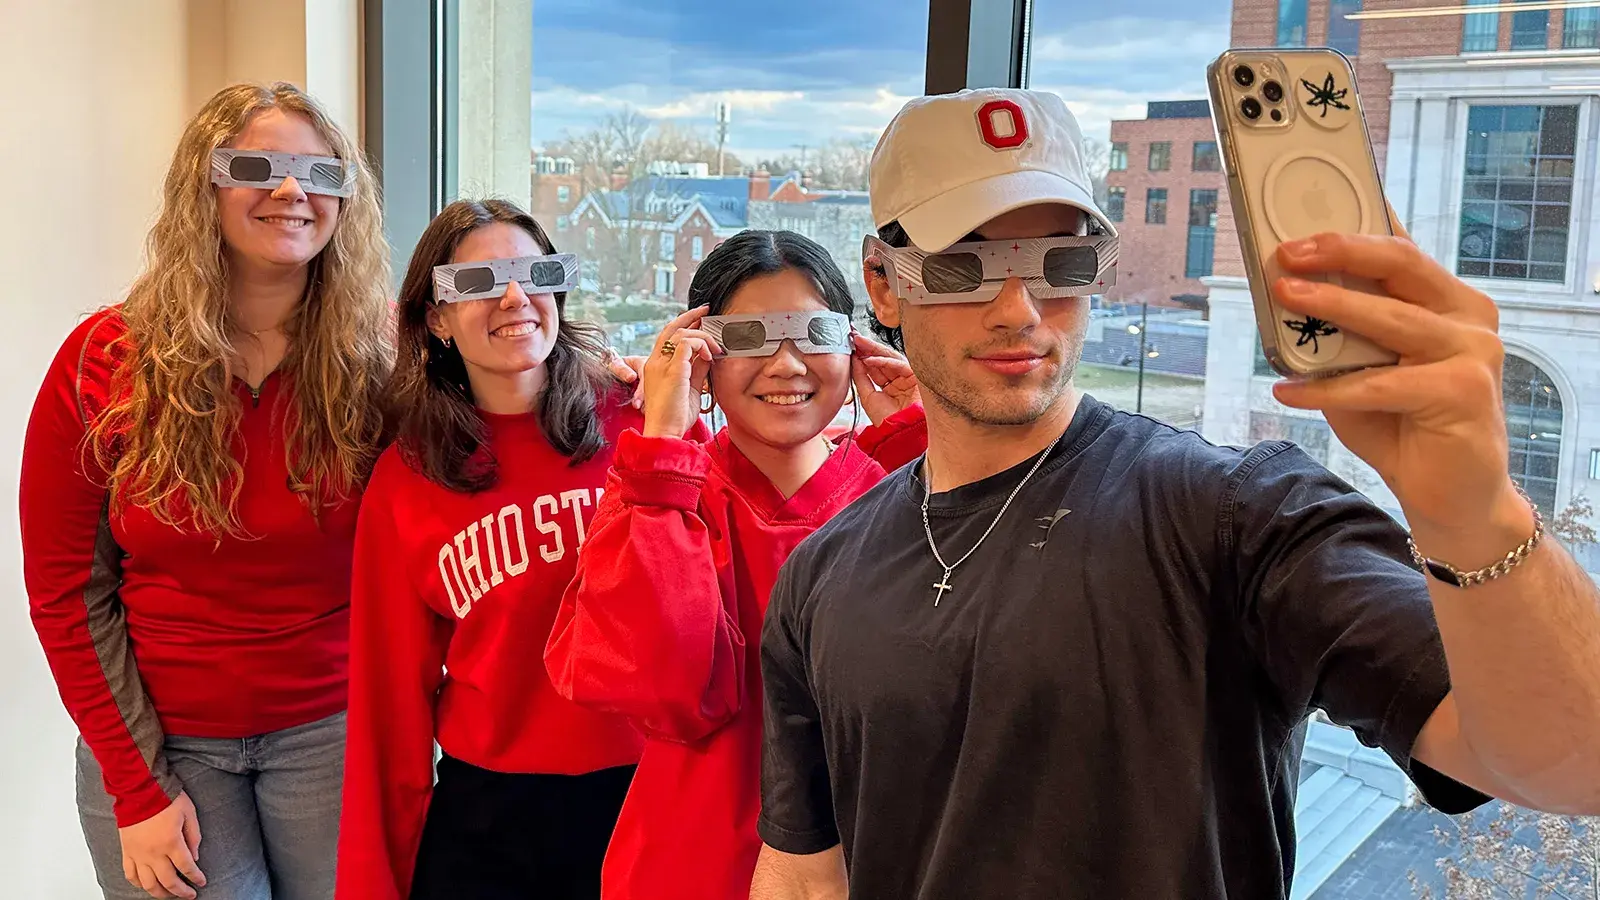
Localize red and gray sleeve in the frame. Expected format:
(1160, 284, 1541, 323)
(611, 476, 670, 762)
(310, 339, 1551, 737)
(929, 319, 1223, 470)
(20, 314, 180, 828)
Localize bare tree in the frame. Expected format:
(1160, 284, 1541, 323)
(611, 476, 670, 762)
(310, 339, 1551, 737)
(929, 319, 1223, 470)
(1410, 805, 1598, 899)
(544, 109, 671, 298)
(812, 136, 875, 191)
(1551, 493, 1597, 549)
(642, 121, 743, 172)
(1080, 137, 1111, 208)
(757, 136, 875, 192)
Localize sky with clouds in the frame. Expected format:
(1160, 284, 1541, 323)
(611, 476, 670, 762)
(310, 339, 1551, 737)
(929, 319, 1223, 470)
(529, 0, 1231, 160)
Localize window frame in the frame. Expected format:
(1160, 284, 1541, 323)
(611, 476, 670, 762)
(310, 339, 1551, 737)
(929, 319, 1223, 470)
(1110, 141, 1129, 171)
(1192, 140, 1220, 172)
(1276, 0, 1308, 46)
(1148, 141, 1171, 172)
(386, 0, 1037, 271)
(1146, 187, 1168, 225)
(1456, 103, 1578, 286)
(1510, 0, 1550, 50)
(1326, 0, 1362, 55)
(1463, 0, 1501, 51)
(1106, 186, 1127, 222)
(1186, 188, 1218, 278)
(1563, 6, 1600, 48)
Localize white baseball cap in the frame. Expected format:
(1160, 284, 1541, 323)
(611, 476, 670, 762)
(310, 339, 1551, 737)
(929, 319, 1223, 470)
(869, 88, 1116, 252)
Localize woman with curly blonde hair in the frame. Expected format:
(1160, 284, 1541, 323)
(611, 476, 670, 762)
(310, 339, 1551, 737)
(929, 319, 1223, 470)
(20, 82, 391, 900)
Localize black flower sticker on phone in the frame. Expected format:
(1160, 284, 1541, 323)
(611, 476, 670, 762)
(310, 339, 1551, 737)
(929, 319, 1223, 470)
(1284, 316, 1340, 353)
(1300, 73, 1351, 119)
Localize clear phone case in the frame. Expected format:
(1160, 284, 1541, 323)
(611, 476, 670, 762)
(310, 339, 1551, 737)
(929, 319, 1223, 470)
(1207, 47, 1399, 377)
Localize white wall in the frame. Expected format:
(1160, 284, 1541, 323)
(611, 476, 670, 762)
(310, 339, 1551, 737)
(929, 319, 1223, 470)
(0, 2, 362, 894)
(0, 3, 191, 896)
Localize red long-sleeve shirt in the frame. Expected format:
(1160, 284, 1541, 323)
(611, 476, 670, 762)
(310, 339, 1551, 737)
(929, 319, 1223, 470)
(337, 400, 687, 900)
(545, 405, 926, 900)
(20, 309, 358, 828)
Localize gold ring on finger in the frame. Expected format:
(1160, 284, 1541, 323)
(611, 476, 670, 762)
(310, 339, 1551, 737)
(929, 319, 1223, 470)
(661, 339, 677, 357)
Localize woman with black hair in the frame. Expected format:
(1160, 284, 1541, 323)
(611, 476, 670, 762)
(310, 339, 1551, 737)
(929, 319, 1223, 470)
(545, 229, 925, 900)
(336, 199, 694, 900)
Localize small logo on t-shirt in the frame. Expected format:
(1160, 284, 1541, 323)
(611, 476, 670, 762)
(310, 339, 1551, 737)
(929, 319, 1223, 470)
(1030, 508, 1071, 549)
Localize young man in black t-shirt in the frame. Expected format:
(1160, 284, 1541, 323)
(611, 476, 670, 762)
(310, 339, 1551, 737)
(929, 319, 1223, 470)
(751, 88, 1600, 899)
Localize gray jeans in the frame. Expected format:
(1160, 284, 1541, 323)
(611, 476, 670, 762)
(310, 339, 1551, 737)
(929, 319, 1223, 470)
(76, 711, 346, 900)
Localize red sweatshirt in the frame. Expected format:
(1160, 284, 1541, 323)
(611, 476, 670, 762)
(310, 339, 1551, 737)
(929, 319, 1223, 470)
(21, 309, 358, 828)
(338, 400, 697, 900)
(545, 405, 927, 900)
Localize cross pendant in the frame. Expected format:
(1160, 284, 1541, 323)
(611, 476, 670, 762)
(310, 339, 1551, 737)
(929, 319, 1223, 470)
(932, 568, 954, 607)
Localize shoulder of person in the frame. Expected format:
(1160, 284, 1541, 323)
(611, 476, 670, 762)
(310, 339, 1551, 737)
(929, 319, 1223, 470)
(363, 442, 421, 503)
(54, 307, 132, 427)
(785, 465, 909, 572)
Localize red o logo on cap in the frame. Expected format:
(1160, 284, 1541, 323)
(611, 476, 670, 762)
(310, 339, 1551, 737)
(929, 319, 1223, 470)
(977, 100, 1029, 150)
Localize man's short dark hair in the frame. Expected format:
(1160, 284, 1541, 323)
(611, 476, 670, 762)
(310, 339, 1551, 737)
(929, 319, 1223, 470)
(866, 221, 909, 352)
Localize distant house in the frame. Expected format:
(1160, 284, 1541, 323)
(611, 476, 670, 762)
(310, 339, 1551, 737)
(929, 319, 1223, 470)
(557, 168, 861, 306)
(747, 191, 876, 323)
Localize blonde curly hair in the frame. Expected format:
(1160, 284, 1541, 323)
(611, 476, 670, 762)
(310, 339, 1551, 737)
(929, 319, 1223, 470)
(88, 82, 393, 536)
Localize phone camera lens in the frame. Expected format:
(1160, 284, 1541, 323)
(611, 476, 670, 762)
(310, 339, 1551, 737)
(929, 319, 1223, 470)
(1241, 97, 1263, 120)
(1262, 81, 1284, 102)
(1233, 65, 1255, 88)
(1270, 108, 1283, 122)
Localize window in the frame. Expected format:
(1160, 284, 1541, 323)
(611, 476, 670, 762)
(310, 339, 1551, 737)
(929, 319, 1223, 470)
(445, 1, 927, 342)
(1146, 188, 1168, 224)
(1458, 105, 1577, 283)
(1504, 355, 1563, 517)
(1148, 142, 1171, 172)
(1564, 6, 1600, 48)
(1110, 142, 1129, 171)
(1249, 413, 1334, 465)
(1463, 0, 1499, 51)
(1106, 187, 1126, 222)
(1277, 0, 1308, 46)
(1511, 0, 1550, 49)
(1327, 0, 1362, 56)
(1186, 190, 1218, 278)
(1192, 141, 1220, 172)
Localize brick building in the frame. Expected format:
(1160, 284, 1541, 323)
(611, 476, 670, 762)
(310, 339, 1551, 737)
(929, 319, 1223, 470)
(1105, 100, 1227, 310)
(530, 155, 583, 225)
(554, 169, 865, 307)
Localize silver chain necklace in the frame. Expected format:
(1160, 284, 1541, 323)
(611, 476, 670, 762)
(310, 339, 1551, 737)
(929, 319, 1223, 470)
(920, 429, 1066, 607)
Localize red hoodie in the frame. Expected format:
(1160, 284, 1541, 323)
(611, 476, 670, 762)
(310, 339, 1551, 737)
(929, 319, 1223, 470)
(545, 405, 926, 900)
(336, 399, 705, 900)
(21, 309, 357, 828)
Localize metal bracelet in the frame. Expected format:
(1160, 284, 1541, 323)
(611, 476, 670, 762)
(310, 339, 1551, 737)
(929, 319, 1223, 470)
(1407, 485, 1544, 588)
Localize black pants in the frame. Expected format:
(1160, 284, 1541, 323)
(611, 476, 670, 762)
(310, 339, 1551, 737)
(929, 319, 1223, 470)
(410, 755, 635, 900)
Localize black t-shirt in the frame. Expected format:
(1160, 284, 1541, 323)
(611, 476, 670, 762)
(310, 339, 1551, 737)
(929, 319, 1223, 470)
(757, 395, 1488, 899)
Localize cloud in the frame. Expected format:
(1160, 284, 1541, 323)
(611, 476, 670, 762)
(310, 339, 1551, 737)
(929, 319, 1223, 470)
(522, 0, 1227, 156)
(1026, 15, 1228, 141)
(1030, 17, 1228, 66)
(639, 90, 807, 119)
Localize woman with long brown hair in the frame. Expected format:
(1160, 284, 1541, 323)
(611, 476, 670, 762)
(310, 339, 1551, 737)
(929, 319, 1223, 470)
(20, 83, 391, 899)
(336, 198, 686, 900)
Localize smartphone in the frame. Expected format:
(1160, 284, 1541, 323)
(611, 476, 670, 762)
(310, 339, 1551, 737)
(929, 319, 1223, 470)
(1207, 47, 1399, 377)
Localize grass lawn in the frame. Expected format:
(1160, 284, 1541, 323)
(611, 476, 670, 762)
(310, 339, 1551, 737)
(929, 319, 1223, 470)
(1076, 364, 1199, 393)
(1076, 363, 1207, 429)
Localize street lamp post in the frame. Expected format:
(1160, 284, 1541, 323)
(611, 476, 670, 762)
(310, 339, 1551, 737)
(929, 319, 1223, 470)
(1136, 302, 1148, 414)
(1127, 301, 1150, 414)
